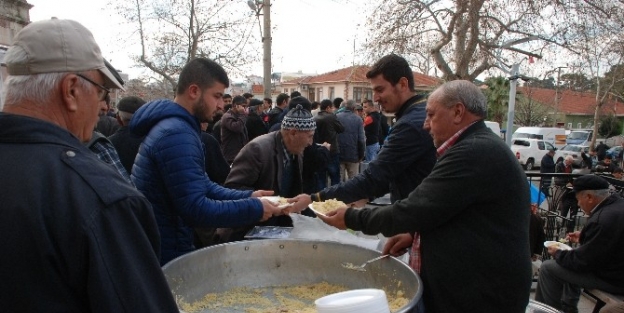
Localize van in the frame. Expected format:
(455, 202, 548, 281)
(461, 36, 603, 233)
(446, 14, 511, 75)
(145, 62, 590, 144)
(512, 127, 567, 148)
(566, 129, 593, 146)
(484, 121, 502, 138)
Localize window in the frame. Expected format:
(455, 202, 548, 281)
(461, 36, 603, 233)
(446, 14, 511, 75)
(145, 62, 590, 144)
(538, 141, 545, 150)
(318, 88, 323, 101)
(545, 142, 555, 151)
(567, 123, 572, 129)
(577, 123, 582, 129)
(284, 88, 288, 93)
(329, 87, 335, 99)
(353, 87, 373, 102)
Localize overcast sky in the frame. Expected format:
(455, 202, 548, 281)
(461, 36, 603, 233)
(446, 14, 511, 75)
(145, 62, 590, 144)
(27, 0, 368, 81)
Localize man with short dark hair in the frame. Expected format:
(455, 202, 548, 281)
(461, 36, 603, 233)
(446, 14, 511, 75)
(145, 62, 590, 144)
(130, 58, 281, 264)
(0, 18, 179, 312)
(315, 99, 344, 188)
(317, 80, 532, 312)
(268, 93, 289, 129)
(290, 53, 436, 211)
(221, 95, 249, 164)
(536, 175, 624, 312)
(362, 99, 381, 161)
(109, 95, 147, 174)
(223, 93, 233, 105)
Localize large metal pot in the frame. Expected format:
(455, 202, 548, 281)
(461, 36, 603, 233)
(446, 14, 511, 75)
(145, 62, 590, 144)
(163, 239, 422, 313)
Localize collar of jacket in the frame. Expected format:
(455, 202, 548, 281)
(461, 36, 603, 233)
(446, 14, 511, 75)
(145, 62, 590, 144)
(0, 113, 83, 147)
(395, 94, 427, 120)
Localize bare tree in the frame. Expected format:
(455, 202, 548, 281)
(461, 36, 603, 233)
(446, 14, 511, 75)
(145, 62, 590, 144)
(364, 0, 622, 82)
(515, 85, 552, 126)
(114, 0, 260, 96)
(567, 9, 624, 149)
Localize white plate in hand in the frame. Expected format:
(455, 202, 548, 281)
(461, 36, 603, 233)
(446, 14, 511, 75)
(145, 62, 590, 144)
(308, 203, 327, 217)
(544, 241, 572, 250)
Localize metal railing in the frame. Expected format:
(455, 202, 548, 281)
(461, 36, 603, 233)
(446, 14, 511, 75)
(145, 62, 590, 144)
(526, 172, 624, 260)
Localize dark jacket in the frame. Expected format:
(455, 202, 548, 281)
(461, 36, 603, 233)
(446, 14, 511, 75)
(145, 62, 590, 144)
(245, 110, 268, 141)
(336, 110, 365, 163)
(320, 95, 436, 203)
(225, 131, 302, 196)
(0, 113, 178, 312)
(555, 194, 624, 287)
(220, 110, 248, 164)
(267, 106, 285, 129)
(95, 114, 120, 137)
(130, 99, 262, 264)
(540, 153, 556, 174)
(315, 111, 344, 155)
(379, 113, 390, 146)
(345, 121, 532, 313)
(201, 132, 230, 185)
(363, 111, 381, 145)
(108, 125, 144, 175)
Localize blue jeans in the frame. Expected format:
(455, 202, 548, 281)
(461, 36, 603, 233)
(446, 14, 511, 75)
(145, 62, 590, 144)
(317, 154, 341, 189)
(365, 143, 380, 162)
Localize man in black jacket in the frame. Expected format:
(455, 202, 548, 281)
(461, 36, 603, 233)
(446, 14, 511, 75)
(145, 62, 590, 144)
(290, 54, 436, 209)
(536, 175, 624, 313)
(109, 96, 147, 174)
(316, 80, 532, 312)
(0, 18, 178, 312)
(540, 148, 556, 198)
(315, 99, 344, 188)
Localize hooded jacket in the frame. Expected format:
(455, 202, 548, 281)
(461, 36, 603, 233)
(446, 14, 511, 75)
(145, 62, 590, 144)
(130, 99, 262, 264)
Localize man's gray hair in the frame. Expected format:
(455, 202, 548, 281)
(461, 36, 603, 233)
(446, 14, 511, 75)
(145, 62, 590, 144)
(344, 99, 357, 111)
(435, 80, 487, 118)
(580, 189, 610, 199)
(1, 46, 87, 109)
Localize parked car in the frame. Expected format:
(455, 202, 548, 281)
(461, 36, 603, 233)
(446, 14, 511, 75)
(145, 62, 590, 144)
(554, 144, 589, 166)
(511, 139, 557, 170)
(607, 146, 623, 160)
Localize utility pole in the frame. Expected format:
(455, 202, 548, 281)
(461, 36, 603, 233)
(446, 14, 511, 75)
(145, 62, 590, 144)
(248, 0, 272, 100)
(553, 66, 567, 127)
(262, 0, 271, 100)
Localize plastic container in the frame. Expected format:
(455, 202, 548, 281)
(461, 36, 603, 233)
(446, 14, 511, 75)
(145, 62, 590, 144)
(315, 289, 390, 313)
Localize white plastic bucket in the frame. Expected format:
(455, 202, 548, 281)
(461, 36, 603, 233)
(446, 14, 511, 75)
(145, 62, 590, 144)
(315, 288, 390, 313)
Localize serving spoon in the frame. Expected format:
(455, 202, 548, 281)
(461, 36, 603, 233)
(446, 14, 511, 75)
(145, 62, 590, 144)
(341, 254, 389, 272)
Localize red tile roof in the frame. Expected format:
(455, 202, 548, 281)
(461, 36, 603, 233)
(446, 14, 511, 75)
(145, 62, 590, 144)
(518, 86, 624, 116)
(280, 65, 441, 88)
(251, 84, 264, 94)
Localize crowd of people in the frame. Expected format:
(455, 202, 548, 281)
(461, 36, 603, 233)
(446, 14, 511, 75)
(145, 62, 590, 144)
(1, 18, 623, 313)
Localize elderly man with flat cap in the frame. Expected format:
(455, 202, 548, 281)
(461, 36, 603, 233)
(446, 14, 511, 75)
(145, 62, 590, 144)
(536, 175, 624, 313)
(0, 19, 178, 312)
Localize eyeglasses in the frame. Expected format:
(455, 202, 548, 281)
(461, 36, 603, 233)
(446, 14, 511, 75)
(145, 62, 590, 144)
(75, 73, 110, 101)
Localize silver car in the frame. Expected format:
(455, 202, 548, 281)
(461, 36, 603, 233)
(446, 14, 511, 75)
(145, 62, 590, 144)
(554, 144, 590, 166)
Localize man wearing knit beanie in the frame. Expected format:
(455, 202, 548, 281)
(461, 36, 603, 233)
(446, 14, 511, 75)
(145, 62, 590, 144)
(222, 103, 317, 241)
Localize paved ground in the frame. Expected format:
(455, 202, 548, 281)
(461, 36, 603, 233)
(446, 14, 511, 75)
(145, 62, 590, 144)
(530, 283, 597, 312)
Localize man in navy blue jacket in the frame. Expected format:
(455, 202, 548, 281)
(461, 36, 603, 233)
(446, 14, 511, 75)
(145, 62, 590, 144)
(289, 54, 436, 208)
(0, 19, 179, 312)
(130, 58, 281, 265)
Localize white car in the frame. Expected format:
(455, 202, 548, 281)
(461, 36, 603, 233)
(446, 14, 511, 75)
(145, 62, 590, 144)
(511, 139, 557, 170)
(554, 144, 590, 166)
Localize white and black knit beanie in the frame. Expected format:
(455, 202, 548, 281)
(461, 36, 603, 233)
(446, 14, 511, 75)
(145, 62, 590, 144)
(281, 104, 316, 131)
